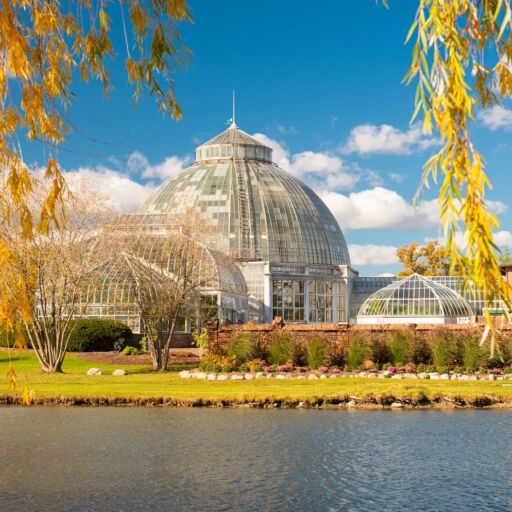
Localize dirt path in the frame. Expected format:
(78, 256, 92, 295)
(74, 348, 200, 366)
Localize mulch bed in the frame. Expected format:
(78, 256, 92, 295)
(75, 348, 200, 366)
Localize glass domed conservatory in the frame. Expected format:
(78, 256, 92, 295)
(79, 120, 485, 332)
(136, 122, 354, 324)
(356, 274, 474, 325)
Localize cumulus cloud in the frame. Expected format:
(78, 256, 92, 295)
(141, 155, 192, 180)
(252, 133, 369, 191)
(320, 187, 439, 231)
(57, 150, 193, 213)
(479, 105, 512, 131)
(64, 166, 157, 212)
(495, 230, 512, 247)
(320, 186, 507, 233)
(342, 122, 439, 155)
(349, 244, 398, 265)
(126, 151, 191, 180)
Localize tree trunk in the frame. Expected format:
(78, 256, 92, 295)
(34, 348, 65, 373)
(41, 359, 64, 373)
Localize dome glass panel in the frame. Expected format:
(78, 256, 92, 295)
(357, 274, 473, 321)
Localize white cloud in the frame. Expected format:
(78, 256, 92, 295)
(488, 200, 508, 215)
(479, 105, 512, 131)
(141, 154, 192, 180)
(349, 244, 398, 265)
(64, 166, 156, 213)
(342, 122, 438, 155)
(276, 124, 298, 136)
(58, 150, 194, 213)
(252, 133, 367, 191)
(388, 172, 406, 183)
(320, 187, 439, 231)
(495, 230, 512, 247)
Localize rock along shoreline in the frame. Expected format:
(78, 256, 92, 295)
(0, 394, 509, 409)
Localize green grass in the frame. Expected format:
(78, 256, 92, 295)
(2, 350, 512, 405)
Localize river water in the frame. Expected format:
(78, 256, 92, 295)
(1, 408, 511, 511)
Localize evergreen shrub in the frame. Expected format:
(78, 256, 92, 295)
(66, 319, 132, 352)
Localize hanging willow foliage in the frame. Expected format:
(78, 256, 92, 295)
(0, 1, 191, 383)
(0, 0, 191, 238)
(400, 0, 512, 354)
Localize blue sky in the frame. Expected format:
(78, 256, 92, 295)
(26, 0, 512, 275)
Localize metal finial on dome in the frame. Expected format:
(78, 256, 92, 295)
(229, 90, 237, 129)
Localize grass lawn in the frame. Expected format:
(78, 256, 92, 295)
(2, 350, 512, 406)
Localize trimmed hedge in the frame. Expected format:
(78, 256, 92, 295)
(66, 319, 132, 352)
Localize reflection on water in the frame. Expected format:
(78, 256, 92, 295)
(1, 408, 512, 511)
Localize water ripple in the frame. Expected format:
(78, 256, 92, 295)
(1, 408, 511, 511)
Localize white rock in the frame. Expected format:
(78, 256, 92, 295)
(391, 401, 404, 409)
(403, 373, 418, 379)
(487, 374, 497, 381)
(497, 376, 504, 381)
(87, 368, 102, 376)
(391, 374, 403, 380)
(266, 374, 274, 379)
(346, 400, 356, 407)
(231, 374, 244, 380)
(275, 374, 286, 380)
(112, 369, 126, 376)
(320, 374, 327, 379)
(216, 374, 228, 381)
(440, 374, 451, 380)
(417, 373, 430, 380)
(255, 372, 265, 379)
(244, 373, 254, 380)
(383, 371, 393, 377)
(179, 370, 191, 379)
(458, 374, 469, 381)
(329, 374, 338, 379)
(296, 375, 306, 380)
(195, 372, 207, 380)
(298, 401, 307, 408)
(358, 371, 367, 378)
(207, 373, 217, 381)
(367, 373, 378, 378)
(429, 374, 441, 380)
(307, 374, 318, 380)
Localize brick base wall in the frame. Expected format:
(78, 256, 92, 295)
(208, 320, 511, 354)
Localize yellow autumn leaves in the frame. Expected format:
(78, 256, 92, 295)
(404, 0, 512, 352)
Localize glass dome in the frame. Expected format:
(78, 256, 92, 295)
(77, 228, 248, 331)
(138, 124, 351, 266)
(357, 274, 474, 324)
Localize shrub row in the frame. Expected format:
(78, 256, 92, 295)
(206, 329, 512, 374)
